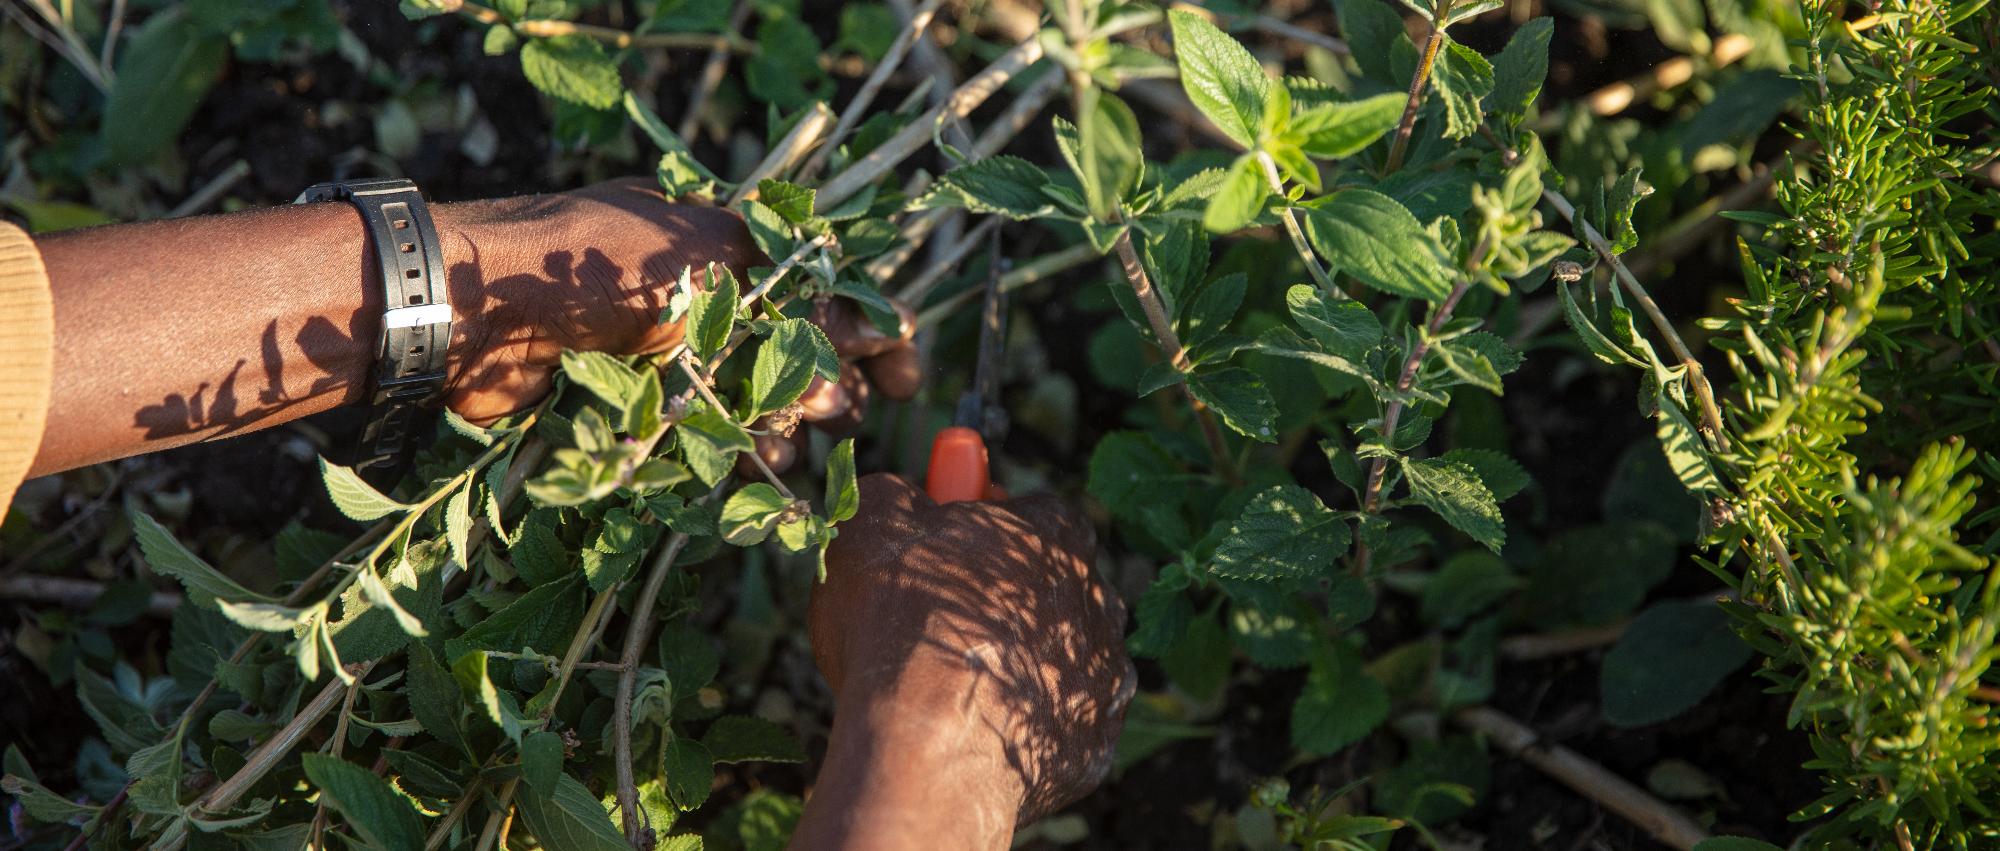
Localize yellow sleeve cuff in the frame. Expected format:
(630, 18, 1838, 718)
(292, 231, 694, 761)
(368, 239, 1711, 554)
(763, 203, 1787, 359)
(0, 220, 54, 523)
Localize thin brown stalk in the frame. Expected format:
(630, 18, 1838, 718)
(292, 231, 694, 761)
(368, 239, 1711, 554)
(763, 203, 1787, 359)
(1452, 706, 1711, 850)
(798, 0, 948, 182)
(893, 217, 1004, 303)
(614, 530, 697, 843)
(1112, 231, 1241, 485)
(914, 243, 1102, 329)
(677, 0, 753, 140)
(1383, 0, 1456, 174)
(189, 662, 374, 818)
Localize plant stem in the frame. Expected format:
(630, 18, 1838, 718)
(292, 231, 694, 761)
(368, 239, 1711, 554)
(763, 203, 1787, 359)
(894, 217, 1004, 303)
(677, 0, 753, 140)
(1253, 150, 1341, 297)
(1112, 230, 1241, 485)
(677, 353, 796, 499)
(1383, 0, 1456, 174)
(1452, 706, 1711, 850)
(1359, 278, 1473, 517)
(510, 18, 744, 51)
(913, 242, 1102, 329)
(614, 529, 697, 843)
(815, 35, 1047, 212)
(798, 0, 948, 182)
(188, 662, 376, 819)
(727, 103, 836, 207)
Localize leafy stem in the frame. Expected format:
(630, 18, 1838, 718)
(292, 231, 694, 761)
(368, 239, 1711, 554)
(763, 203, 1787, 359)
(1384, 0, 1458, 174)
(445, 1, 747, 52)
(677, 352, 797, 500)
(1111, 229, 1242, 486)
(1253, 150, 1341, 297)
(614, 526, 701, 843)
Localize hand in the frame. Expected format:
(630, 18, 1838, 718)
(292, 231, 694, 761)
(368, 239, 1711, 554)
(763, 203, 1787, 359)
(802, 474, 1134, 843)
(433, 178, 919, 426)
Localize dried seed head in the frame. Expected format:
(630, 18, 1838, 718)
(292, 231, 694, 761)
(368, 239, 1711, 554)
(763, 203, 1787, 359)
(1552, 260, 1585, 282)
(767, 402, 806, 438)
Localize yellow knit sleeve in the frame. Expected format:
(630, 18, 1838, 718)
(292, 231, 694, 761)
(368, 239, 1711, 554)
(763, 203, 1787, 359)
(0, 221, 54, 523)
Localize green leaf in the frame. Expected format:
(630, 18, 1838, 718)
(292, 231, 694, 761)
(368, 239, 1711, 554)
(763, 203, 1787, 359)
(517, 773, 630, 851)
(454, 650, 528, 743)
(561, 350, 645, 414)
(1286, 285, 1381, 359)
(521, 730, 564, 792)
(319, 457, 409, 521)
(702, 716, 806, 764)
(748, 319, 839, 417)
(1, 774, 99, 823)
(100, 9, 226, 165)
(1209, 485, 1349, 581)
(677, 402, 756, 486)
(1437, 448, 1529, 501)
(1601, 600, 1750, 727)
(1488, 18, 1552, 123)
(1303, 190, 1454, 302)
(692, 269, 748, 361)
(1291, 642, 1389, 756)
(520, 35, 622, 110)
(1402, 458, 1505, 552)
(406, 643, 469, 756)
(1420, 552, 1521, 628)
(1161, 613, 1232, 701)
(913, 155, 1057, 219)
(720, 483, 795, 547)
(1203, 154, 1268, 234)
(1656, 401, 1723, 494)
(1558, 280, 1643, 366)
(130, 510, 275, 607)
(1430, 39, 1494, 141)
(1168, 10, 1269, 148)
(452, 574, 584, 658)
(663, 736, 716, 810)
(658, 620, 720, 701)
(1087, 431, 1187, 522)
(1288, 92, 1404, 158)
(1186, 367, 1278, 442)
(1078, 90, 1144, 221)
(1521, 523, 1678, 625)
(302, 753, 428, 851)
(1130, 565, 1194, 658)
(825, 439, 859, 523)
(1338, 0, 1412, 84)
(757, 180, 816, 224)
(218, 600, 311, 632)
(357, 564, 427, 637)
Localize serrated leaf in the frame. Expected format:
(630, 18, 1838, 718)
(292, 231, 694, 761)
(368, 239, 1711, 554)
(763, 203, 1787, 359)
(218, 600, 312, 632)
(1430, 39, 1494, 141)
(1288, 92, 1404, 158)
(1438, 448, 1529, 501)
(1186, 367, 1278, 442)
(1558, 280, 1643, 366)
(561, 350, 645, 414)
(1420, 552, 1521, 628)
(1078, 89, 1144, 221)
(1209, 485, 1348, 580)
(520, 35, 622, 110)
(757, 180, 816, 224)
(517, 773, 629, 851)
(720, 483, 794, 547)
(452, 574, 584, 659)
(302, 753, 428, 851)
(1203, 154, 1268, 233)
(1168, 10, 1269, 148)
(130, 510, 275, 607)
(677, 402, 756, 486)
(702, 716, 806, 764)
(406, 643, 469, 756)
(688, 266, 739, 362)
(748, 319, 839, 417)
(914, 155, 1057, 219)
(825, 439, 858, 523)
(1292, 642, 1388, 756)
(1087, 432, 1187, 521)
(521, 730, 563, 792)
(1656, 400, 1722, 494)
(1488, 18, 1552, 123)
(658, 620, 720, 701)
(662, 736, 716, 810)
(318, 458, 409, 521)
(1130, 565, 1194, 658)
(1303, 191, 1455, 302)
(1286, 285, 1382, 359)
(1402, 458, 1505, 552)
(358, 565, 427, 637)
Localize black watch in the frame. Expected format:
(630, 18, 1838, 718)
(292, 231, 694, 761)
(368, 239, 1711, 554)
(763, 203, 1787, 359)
(296, 178, 451, 475)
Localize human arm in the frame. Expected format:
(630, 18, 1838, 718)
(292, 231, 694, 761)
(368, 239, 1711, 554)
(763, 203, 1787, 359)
(24, 178, 914, 478)
(790, 474, 1136, 850)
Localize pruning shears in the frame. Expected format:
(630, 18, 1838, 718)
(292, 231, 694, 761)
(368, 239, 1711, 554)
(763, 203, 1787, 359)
(924, 229, 1009, 503)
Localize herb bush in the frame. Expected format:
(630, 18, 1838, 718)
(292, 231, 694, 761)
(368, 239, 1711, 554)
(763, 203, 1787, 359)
(1, 0, 1995, 848)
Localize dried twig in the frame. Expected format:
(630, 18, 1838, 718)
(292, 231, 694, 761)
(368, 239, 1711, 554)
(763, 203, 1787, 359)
(894, 217, 1003, 303)
(0, 575, 180, 615)
(677, 0, 754, 141)
(727, 102, 835, 206)
(1453, 706, 1712, 850)
(798, 0, 948, 182)
(913, 242, 1102, 328)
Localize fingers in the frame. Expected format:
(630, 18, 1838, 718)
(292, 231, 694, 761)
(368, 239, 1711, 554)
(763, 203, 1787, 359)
(811, 296, 922, 404)
(862, 344, 922, 401)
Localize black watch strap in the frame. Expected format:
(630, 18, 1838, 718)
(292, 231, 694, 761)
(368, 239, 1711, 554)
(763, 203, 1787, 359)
(296, 178, 452, 474)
